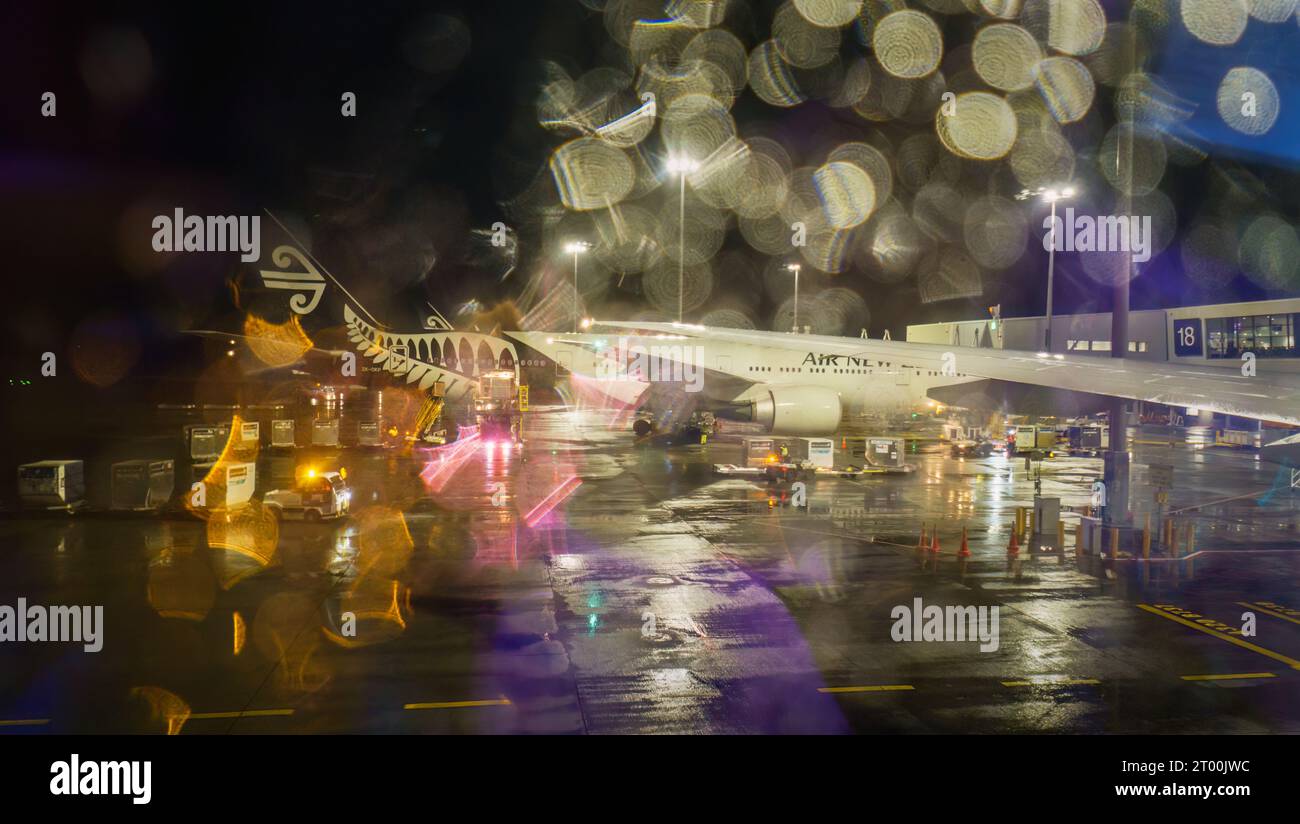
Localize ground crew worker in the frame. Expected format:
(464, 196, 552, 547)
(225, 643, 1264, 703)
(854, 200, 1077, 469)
(779, 443, 789, 461)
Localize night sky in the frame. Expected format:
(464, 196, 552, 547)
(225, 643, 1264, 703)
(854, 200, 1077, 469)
(3, 0, 1299, 390)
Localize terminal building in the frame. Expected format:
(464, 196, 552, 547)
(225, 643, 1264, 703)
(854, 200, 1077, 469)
(907, 297, 1300, 374)
(907, 297, 1300, 435)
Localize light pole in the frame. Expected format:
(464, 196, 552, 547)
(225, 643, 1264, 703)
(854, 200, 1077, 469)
(666, 154, 699, 323)
(564, 241, 589, 333)
(786, 263, 801, 332)
(1017, 185, 1076, 352)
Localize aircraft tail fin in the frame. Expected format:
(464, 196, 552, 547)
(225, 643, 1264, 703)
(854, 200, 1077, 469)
(257, 209, 386, 330)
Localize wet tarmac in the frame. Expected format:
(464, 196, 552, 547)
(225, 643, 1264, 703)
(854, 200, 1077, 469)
(2, 405, 1299, 734)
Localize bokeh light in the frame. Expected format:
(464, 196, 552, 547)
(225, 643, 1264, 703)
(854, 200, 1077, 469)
(1180, 0, 1248, 46)
(973, 24, 1042, 92)
(1216, 66, 1281, 135)
(873, 10, 943, 79)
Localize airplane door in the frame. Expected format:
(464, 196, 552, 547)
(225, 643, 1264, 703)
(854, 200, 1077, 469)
(557, 351, 573, 374)
(716, 355, 731, 373)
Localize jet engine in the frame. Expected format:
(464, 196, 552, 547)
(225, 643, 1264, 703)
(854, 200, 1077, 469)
(747, 386, 842, 435)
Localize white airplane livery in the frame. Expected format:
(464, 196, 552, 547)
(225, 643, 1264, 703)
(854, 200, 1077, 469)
(239, 239, 1300, 440)
(507, 321, 1300, 435)
(508, 328, 982, 433)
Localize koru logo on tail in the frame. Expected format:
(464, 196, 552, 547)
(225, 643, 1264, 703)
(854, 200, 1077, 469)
(258, 246, 327, 315)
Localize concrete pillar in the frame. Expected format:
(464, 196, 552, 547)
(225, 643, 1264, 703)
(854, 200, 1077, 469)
(1107, 40, 1135, 529)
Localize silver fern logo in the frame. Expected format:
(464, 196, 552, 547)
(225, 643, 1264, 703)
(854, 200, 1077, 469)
(258, 245, 327, 315)
(343, 306, 518, 403)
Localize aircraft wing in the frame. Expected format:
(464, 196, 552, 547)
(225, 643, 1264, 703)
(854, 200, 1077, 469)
(595, 321, 1300, 427)
(505, 329, 755, 403)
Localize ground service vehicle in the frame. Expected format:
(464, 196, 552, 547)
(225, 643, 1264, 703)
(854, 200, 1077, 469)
(264, 471, 351, 521)
(951, 440, 997, 458)
(475, 370, 522, 443)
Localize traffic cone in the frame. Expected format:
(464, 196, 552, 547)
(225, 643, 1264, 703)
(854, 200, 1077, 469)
(1007, 527, 1020, 558)
(919, 524, 927, 550)
(958, 526, 971, 558)
(930, 531, 940, 556)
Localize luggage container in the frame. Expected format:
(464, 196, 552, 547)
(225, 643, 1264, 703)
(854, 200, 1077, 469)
(18, 460, 85, 510)
(312, 419, 340, 447)
(186, 424, 231, 462)
(111, 459, 175, 510)
(864, 437, 906, 469)
(1011, 425, 1056, 454)
(787, 437, 834, 469)
(189, 461, 256, 509)
(741, 437, 776, 468)
(271, 419, 296, 448)
(1078, 425, 1107, 454)
(358, 421, 381, 447)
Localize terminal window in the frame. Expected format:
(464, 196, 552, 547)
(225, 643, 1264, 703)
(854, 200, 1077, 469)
(1206, 314, 1298, 359)
(1066, 340, 1147, 353)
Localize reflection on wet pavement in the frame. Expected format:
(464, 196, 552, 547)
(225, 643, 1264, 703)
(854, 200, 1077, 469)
(2, 406, 1300, 733)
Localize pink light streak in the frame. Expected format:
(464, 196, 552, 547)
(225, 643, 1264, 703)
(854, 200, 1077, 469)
(417, 429, 481, 493)
(522, 475, 583, 528)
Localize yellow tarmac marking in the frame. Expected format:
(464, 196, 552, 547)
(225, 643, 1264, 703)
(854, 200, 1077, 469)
(1239, 601, 1300, 628)
(1138, 604, 1300, 670)
(404, 698, 512, 710)
(1181, 672, 1277, 682)
(1001, 678, 1100, 687)
(818, 685, 914, 694)
(188, 709, 295, 720)
(0, 718, 50, 727)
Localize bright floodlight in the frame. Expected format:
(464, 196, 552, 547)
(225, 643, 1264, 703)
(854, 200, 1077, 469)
(1043, 185, 1079, 202)
(1036, 183, 1077, 352)
(787, 261, 802, 332)
(567, 242, 590, 332)
(1015, 184, 1078, 202)
(668, 155, 699, 322)
(666, 155, 699, 175)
